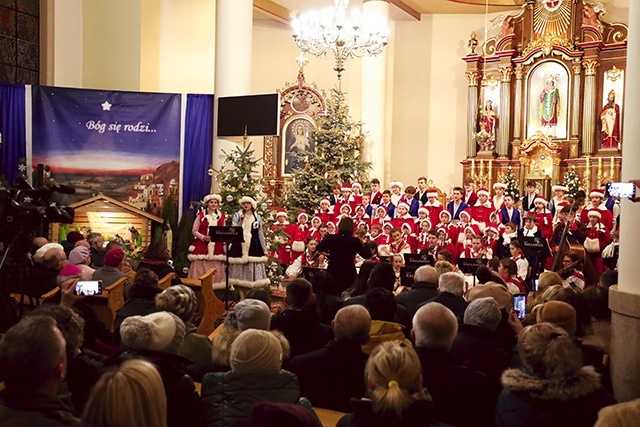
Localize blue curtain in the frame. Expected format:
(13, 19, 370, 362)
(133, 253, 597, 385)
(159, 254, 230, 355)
(0, 84, 26, 184)
(183, 94, 214, 214)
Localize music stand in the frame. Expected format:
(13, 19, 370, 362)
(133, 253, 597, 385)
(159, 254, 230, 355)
(209, 226, 244, 310)
(404, 253, 435, 267)
(519, 235, 552, 286)
(456, 257, 489, 287)
(400, 266, 418, 288)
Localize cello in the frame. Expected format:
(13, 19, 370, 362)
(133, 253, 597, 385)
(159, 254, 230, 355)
(551, 206, 598, 285)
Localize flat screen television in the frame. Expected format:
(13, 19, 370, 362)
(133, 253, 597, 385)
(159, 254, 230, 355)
(216, 93, 280, 137)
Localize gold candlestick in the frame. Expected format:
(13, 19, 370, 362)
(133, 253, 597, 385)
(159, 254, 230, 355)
(585, 156, 591, 188)
(610, 157, 614, 180)
(471, 159, 475, 178)
(598, 157, 602, 182)
(488, 160, 493, 188)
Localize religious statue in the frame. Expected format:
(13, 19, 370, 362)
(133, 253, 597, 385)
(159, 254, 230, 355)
(583, 1, 606, 32)
(475, 100, 497, 152)
(539, 74, 560, 137)
(600, 90, 621, 149)
(499, 15, 515, 39)
(468, 32, 478, 55)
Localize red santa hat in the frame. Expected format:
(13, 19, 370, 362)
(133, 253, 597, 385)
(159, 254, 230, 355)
(340, 204, 353, 214)
(397, 202, 410, 212)
(352, 182, 362, 190)
(390, 181, 404, 189)
(418, 207, 429, 216)
(341, 183, 352, 192)
(590, 189, 605, 198)
(459, 210, 472, 221)
(382, 222, 393, 231)
(533, 197, 548, 206)
(297, 210, 309, 220)
(439, 210, 452, 220)
(275, 209, 288, 218)
(493, 182, 507, 190)
(401, 223, 413, 232)
(319, 197, 331, 207)
(426, 188, 439, 198)
(552, 185, 568, 193)
(587, 210, 602, 218)
(484, 226, 499, 236)
(311, 215, 322, 224)
(476, 187, 490, 197)
(464, 224, 480, 236)
(376, 205, 388, 215)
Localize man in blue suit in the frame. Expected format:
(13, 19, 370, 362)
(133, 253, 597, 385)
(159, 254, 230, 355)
(447, 186, 470, 220)
(499, 194, 521, 227)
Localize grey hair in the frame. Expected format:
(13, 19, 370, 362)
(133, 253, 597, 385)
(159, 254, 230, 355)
(438, 272, 465, 297)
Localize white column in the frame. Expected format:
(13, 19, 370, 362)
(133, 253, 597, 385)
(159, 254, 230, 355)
(361, 0, 390, 185)
(581, 59, 599, 156)
(212, 0, 253, 188)
(497, 65, 512, 158)
(609, 0, 640, 403)
(618, 5, 640, 295)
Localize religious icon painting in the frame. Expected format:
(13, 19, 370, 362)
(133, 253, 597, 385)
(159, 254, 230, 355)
(600, 66, 624, 150)
(281, 117, 316, 176)
(525, 60, 569, 140)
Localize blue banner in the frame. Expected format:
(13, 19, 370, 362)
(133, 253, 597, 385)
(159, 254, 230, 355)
(31, 86, 181, 212)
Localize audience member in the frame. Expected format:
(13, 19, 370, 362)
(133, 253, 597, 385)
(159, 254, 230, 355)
(594, 398, 640, 427)
(201, 329, 300, 427)
(343, 261, 377, 300)
(271, 278, 333, 359)
(288, 305, 371, 412)
(395, 265, 439, 319)
(422, 272, 468, 320)
(137, 242, 181, 285)
(88, 232, 105, 268)
(412, 302, 495, 427)
(62, 231, 86, 257)
(119, 311, 199, 427)
(363, 288, 411, 354)
(338, 341, 442, 427)
(310, 270, 344, 325)
(496, 323, 615, 427)
(247, 402, 322, 427)
(156, 284, 213, 381)
(91, 248, 128, 288)
(114, 268, 161, 342)
(69, 245, 94, 280)
(31, 246, 67, 296)
(82, 359, 166, 427)
(0, 316, 77, 426)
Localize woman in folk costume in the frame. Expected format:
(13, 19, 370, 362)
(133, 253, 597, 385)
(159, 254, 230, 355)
(583, 210, 611, 275)
(227, 196, 270, 292)
(455, 210, 474, 244)
(400, 222, 418, 253)
(436, 209, 457, 242)
(270, 209, 291, 266)
(550, 184, 568, 219)
(288, 210, 311, 262)
(531, 197, 553, 242)
(379, 227, 412, 257)
(188, 194, 226, 287)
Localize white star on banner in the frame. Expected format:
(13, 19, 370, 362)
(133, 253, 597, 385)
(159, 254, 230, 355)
(101, 101, 112, 111)
(18, 164, 27, 172)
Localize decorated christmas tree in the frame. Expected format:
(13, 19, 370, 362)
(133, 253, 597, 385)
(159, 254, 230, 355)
(562, 166, 581, 198)
(502, 166, 520, 199)
(286, 89, 371, 215)
(214, 140, 267, 219)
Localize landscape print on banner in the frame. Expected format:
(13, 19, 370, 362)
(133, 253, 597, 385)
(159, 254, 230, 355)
(31, 86, 181, 216)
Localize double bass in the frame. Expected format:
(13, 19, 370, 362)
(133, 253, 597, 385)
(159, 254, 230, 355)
(551, 206, 598, 285)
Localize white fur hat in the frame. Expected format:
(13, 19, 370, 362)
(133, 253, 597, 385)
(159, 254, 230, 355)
(552, 185, 568, 193)
(239, 196, 257, 209)
(203, 194, 222, 204)
(493, 182, 507, 190)
(587, 210, 602, 218)
(590, 189, 605, 199)
(390, 181, 403, 189)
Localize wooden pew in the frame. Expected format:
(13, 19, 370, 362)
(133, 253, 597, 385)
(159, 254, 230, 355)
(158, 272, 177, 290)
(84, 276, 128, 332)
(182, 269, 225, 336)
(313, 407, 345, 427)
(11, 286, 60, 306)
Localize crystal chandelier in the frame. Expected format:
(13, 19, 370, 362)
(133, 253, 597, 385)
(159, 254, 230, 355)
(292, 0, 389, 80)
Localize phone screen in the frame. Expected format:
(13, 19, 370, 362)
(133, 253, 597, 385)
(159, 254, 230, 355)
(513, 294, 526, 320)
(167, 259, 174, 267)
(533, 279, 539, 292)
(75, 280, 103, 296)
(607, 182, 636, 199)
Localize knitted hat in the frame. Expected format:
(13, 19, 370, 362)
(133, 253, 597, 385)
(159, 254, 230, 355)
(552, 185, 568, 193)
(239, 196, 257, 209)
(69, 246, 90, 265)
(230, 329, 283, 373)
(66, 231, 85, 245)
(590, 189, 605, 199)
(476, 187, 490, 197)
(104, 248, 125, 267)
(248, 403, 322, 427)
(120, 311, 186, 354)
(464, 297, 502, 332)
(203, 194, 222, 204)
(33, 243, 64, 263)
(234, 299, 271, 331)
(493, 182, 507, 190)
(59, 263, 82, 277)
(155, 285, 197, 322)
(536, 300, 577, 336)
(466, 282, 512, 310)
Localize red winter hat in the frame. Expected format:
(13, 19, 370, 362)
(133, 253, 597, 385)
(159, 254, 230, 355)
(590, 189, 605, 198)
(104, 248, 125, 267)
(459, 209, 472, 220)
(59, 264, 82, 277)
(427, 188, 439, 197)
(66, 231, 85, 244)
(297, 210, 308, 220)
(534, 197, 548, 206)
(276, 209, 288, 218)
(476, 187, 489, 197)
(319, 197, 331, 206)
(341, 183, 352, 192)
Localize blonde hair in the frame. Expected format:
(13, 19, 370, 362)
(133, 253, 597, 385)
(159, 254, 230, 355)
(434, 260, 455, 278)
(366, 341, 425, 418)
(82, 359, 167, 427)
(518, 323, 583, 379)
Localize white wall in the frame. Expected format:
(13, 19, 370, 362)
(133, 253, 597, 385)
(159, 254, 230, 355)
(52, 0, 83, 87)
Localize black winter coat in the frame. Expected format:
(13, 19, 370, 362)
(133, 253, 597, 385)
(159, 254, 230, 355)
(337, 398, 445, 427)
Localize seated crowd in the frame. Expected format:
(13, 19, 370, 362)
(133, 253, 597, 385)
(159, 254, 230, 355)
(0, 176, 632, 427)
